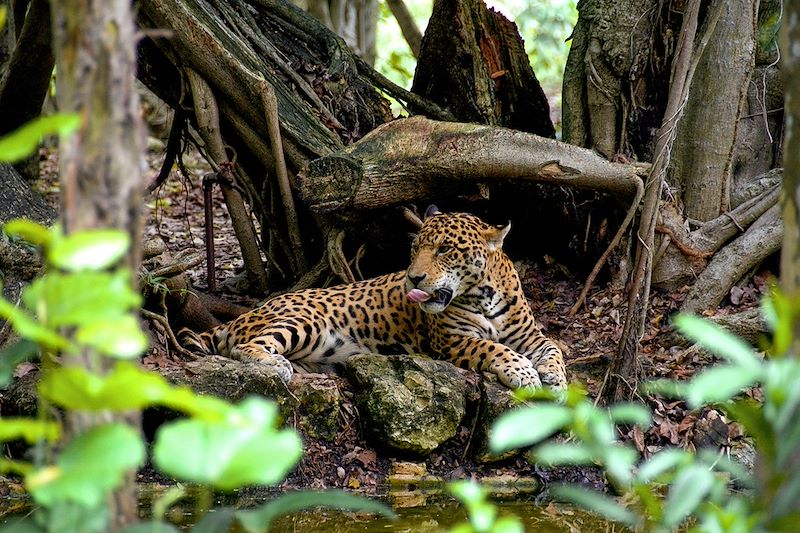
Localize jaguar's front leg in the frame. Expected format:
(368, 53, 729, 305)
(230, 335, 295, 384)
(438, 336, 542, 390)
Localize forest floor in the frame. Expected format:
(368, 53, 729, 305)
(9, 138, 766, 499)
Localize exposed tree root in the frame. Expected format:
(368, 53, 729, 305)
(681, 205, 782, 314)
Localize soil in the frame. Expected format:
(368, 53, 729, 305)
(2, 132, 768, 500)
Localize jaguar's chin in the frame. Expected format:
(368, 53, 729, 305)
(418, 288, 453, 313)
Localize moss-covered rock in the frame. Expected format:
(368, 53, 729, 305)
(472, 381, 519, 463)
(345, 354, 467, 455)
(289, 374, 343, 442)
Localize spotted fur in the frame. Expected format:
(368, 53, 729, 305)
(180, 211, 567, 390)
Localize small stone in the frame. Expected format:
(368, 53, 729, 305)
(390, 461, 427, 477)
(336, 466, 346, 480)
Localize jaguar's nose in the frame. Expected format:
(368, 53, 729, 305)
(407, 273, 427, 287)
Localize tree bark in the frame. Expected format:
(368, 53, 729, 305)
(670, 0, 758, 222)
(562, 0, 670, 159)
(412, 0, 553, 137)
(298, 116, 645, 215)
(602, 0, 703, 404)
(50, 0, 145, 528)
(780, 0, 800, 354)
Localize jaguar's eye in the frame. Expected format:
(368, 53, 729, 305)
(436, 245, 452, 256)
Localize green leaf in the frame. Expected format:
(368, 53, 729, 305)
(0, 297, 71, 350)
(760, 296, 777, 332)
(153, 397, 302, 491)
(26, 423, 145, 507)
(468, 501, 498, 531)
(552, 484, 639, 526)
(534, 442, 594, 465)
(47, 229, 129, 271)
(673, 314, 762, 372)
(158, 386, 232, 421)
(685, 365, 758, 408)
(0, 339, 38, 387)
(662, 464, 716, 527)
(489, 404, 571, 453)
(491, 516, 525, 533)
(449, 479, 486, 505)
(39, 362, 169, 411)
(642, 379, 688, 398)
(0, 114, 80, 163)
(0, 418, 59, 443)
(38, 501, 109, 533)
(235, 490, 397, 533)
(0, 457, 33, 476)
(3, 219, 51, 247)
(75, 315, 148, 358)
(151, 485, 187, 520)
(608, 402, 652, 428)
(577, 402, 616, 445)
(603, 445, 637, 487)
(23, 270, 142, 328)
(636, 448, 692, 483)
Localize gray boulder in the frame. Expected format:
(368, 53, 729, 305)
(345, 354, 467, 455)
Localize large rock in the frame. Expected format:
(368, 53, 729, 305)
(345, 354, 467, 454)
(161, 357, 344, 442)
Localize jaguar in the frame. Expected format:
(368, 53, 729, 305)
(180, 208, 568, 391)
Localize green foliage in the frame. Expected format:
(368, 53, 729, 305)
(153, 397, 302, 491)
(0, 220, 392, 532)
(448, 480, 523, 533)
(489, 296, 800, 532)
(26, 423, 146, 507)
(0, 115, 80, 163)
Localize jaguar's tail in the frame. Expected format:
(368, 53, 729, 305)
(177, 327, 217, 355)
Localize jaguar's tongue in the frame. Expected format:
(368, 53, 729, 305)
(406, 288, 432, 303)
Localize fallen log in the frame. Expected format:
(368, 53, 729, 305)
(298, 116, 647, 213)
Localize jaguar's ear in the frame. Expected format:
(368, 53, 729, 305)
(484, 222, 510, 251)
(424, 205, 441, 219)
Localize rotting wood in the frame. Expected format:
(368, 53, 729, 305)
(413, 0, 554, 137)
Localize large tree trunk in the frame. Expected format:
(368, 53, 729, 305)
(669, 0, 757, 222)
(50, 0, 145, 529)
(780, 1, 800, 354)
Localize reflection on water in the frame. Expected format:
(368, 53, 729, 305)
(269, 497, 624, 532)
(137, 484, 625, 532)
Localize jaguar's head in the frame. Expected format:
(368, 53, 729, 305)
(405, 207, 510, 314)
